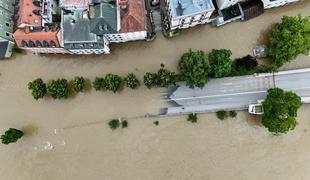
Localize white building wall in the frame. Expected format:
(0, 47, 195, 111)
(68, 47, 110, 55)
(170, 11, 213, 30)
(261, 0, 299, 9)
(216, 0, 244, 10)
(105, 31, 147, 43)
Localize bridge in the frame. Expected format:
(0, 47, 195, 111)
(161, 68, 310, 116)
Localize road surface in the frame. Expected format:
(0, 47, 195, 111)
(163, 68, 310, 115)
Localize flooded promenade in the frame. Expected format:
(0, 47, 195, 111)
(0, 1, 309, 180)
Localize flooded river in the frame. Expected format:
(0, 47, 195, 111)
(0, 1, 309, 180)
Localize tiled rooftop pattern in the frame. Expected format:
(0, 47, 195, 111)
(17, 0, 42, 26)
(119, 0, 147, 33)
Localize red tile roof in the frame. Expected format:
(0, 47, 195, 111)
(17, 0, 42, 27)
(120, 0, 147, 33)
(14, 28, 60, 48)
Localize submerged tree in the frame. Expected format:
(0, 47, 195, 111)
(187, 113, 198, 123)
(28, 78, 47, 100)
(1, 128, 24, 145)
(262, 88, 302, 134)
(156, 64, 176, 87)
(104, 74, 123, 93)
(109, 119, 120, 130)
(179, 50, 211, 88)
(124, 73, 140, 89)
(92, 77, 106, 91)
(47, 79, 69, 99)
(209, 49, 233, 78)
(72, 76, 85, 93)
(216, 110, 228, 120)
(144, 72, 158, 89)
(268, 15, 310, 67)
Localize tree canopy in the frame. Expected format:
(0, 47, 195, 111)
(262, 88, 302, 134)
(124, 73, 140, 89)
(93, 77, 106, 91)
(47, 79, 69, 99)
(156, 64, 176, 87)
(179, 50, 211, 88)
(209, 49, 233, 78)
(28, 78, 47, 100)
(1, 128, 24, 145)
(104, 74, 122, 93)
(268, 15, 310, 67)
(72, 76, 85, 93)
(144, 72, 158, 89)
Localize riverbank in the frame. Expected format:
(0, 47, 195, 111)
(0, 1, 309, 180)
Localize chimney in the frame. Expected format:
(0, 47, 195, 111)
(118, 0, 128, 10)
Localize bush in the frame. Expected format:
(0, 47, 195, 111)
(93, 77, 106, 91)
(229, 111, 237, 118)
(216, 110, 228, 120)
(72, 76, 85, 93)
(179, 50, 211, 88)
(262, 88, 302, 133)
(124, 73, 140, 89)
(187, 113, 198, 123)
(28, 78, 47, 100)
(1, 128, 24, 145)
(235, 55, 258, 71)
(268, 15, 310, 67)
(144, 72, 158, 89)
(154, 121, 159, 126)
(47, 79, 69, 99)
(157, 64, 176, 87)
(209, 49, 233, 78)
(121, 120, 128, 128)
(104, 74, 123, 93)
(109, 119, 120, 130)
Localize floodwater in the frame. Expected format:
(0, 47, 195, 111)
(0, 2, 310, 180)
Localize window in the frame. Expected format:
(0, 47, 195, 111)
(5, 22, 10, 27)
(6, 32, 10, 37)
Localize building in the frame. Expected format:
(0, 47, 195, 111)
(0, 0, 15, 59)
(61, 2, 112, 54)
(163, 0, 215, 30)
(14, 0, 69, 54)
(104, 0, 147, 43)
(13, 0, 148, 55)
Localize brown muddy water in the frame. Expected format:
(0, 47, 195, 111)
(0, 1, 310, 180)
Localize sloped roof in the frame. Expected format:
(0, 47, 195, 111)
(90, 2, 118, 35)
(17, 0, 42, 26)
(120, 0, 147, 33)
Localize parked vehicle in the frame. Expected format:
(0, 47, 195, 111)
(248, 103, 264, 115)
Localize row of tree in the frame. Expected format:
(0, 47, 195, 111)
(28, 73, 142, 100)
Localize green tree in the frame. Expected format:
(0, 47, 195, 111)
(179, 50, 211, 88)
(144, 72, 158, 89)
(216, 110, 228, 120)
(109, 119, 120, 130)
(93, 77, 106, 91)
(187, 113, 198, 123)
(124, 73, 140, 89)
(1, 128, 24, 145)
(262, 88, 302, 134)
(28, 78, 47, 100)
(229, 111, 237, 118)
(268, 15, 310, 67)
(209, 49, 233, 78)
(47, 79, 69, 99)
(104, 74, 123, 93)
(121, 120, 128, 128)
(72, 76, 85, 93)
(153, 121, 159, 126)
(157, 64, 176, 87)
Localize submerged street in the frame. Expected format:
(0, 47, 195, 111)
(0, 1, 309, 180)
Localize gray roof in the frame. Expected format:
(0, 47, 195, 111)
(90, 2, 118, 35)
(171, 0, 214, 19)
(63, 10, 106, 49)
